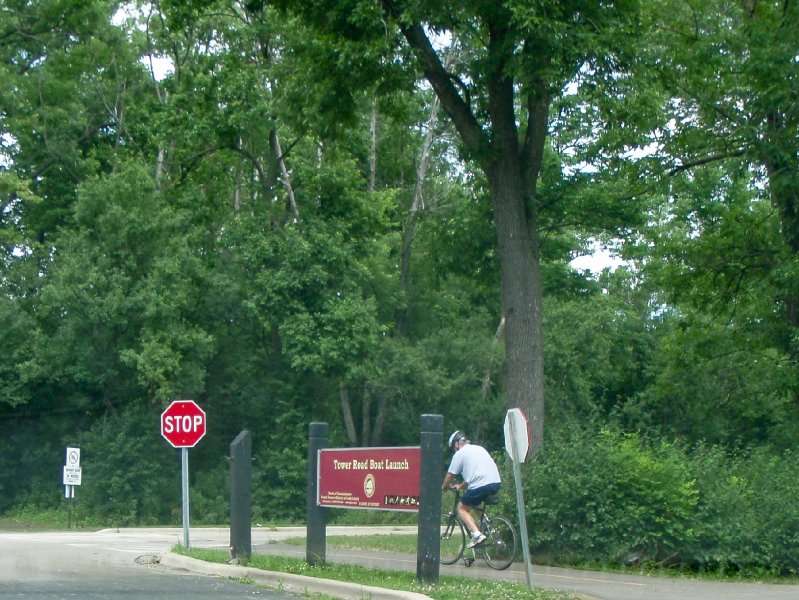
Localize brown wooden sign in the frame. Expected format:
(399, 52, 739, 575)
(317, 447, 421, 511)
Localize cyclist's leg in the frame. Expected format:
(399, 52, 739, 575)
(440, 513, 466, 564)
(456, 501, 480, 537)
(461, 484, 499, 544)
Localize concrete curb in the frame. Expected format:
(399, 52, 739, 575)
(159, 552, 433, 600)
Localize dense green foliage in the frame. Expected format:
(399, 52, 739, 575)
(1, 0, 797, 576)
(518, 426, 799, 576)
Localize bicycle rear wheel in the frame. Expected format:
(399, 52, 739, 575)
(481, 515, 517, 570)
(440, 513, 466, 565)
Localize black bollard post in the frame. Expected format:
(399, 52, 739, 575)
(229, 430, 252, 560)
(416, 414, 444, 584)
(306, 422, 328, 566)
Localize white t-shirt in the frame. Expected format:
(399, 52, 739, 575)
(447, 443, 501, 489)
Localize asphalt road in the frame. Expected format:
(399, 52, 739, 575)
(2, 527, 798, 600)
(0, 528, 296, 600)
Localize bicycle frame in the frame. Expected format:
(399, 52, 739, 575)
(441, 488, 518, 570)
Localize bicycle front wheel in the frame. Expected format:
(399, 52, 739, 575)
(440, 513, 466, 565)
(482, 515, 517, 570)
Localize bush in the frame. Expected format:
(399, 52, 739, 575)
(77, 406, 178, 526)
(521, 425, 697, 565)
(515, 424, 799, 576)
(191, 460, 229, 525)
(686, 445, 799, 575)
(253, 444, 307, 523)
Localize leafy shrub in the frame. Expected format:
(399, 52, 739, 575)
(190, 460, 229, 525)
(515, 424, 799, 575)
(686, 445, 799, 575)
(174, 407, 313, 526)
(253, 437, 308, 523)
(521, 425, 697, 565)
(77, 406, 177, 526)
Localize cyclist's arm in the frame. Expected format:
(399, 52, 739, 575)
(442, 472, 466, 491)
(441, 472, 455, 491)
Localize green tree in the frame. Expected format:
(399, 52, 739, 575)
(643, 0, 799, 348)
(0, 0, 157, 240)
(616, 0, 799, 445)
(544, 268, 660, 425)
(240, 0, 644, 453)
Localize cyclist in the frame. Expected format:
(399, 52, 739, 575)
(442, 430, 501, 548)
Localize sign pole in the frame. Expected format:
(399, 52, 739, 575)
(181, 447, 190, 549)
(160, 400, 206, 550)
(229, 430, 252, 560)
(63, 447, 81, 528)
(416, 414, 443, 585)
(306, 422, 328, 566)
(66, 486, 73, 528)
(508, 414, 534, 588)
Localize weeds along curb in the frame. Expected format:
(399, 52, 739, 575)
(159, 552, 433, 600)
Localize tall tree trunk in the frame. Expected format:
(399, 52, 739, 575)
(486, 158, 545, 452)
(396, 19, 547, 453)
(369, 99, 377, 193)
(361, 386, 372, 447)
(370, 393, 387, 446)
(339, 378, 358, 446)
(270, 129, 299, 223)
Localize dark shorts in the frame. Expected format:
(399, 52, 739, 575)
(461, 482, 501, 507)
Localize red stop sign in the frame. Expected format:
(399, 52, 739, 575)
(161, 400, 207, 448)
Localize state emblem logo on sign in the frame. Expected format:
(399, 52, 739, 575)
(364, 473, 376, 498)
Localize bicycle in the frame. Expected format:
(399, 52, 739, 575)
(440, 487, 518, 570)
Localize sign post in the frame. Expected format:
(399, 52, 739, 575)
(63, 447, 81, 527)
(416, 414, 443, 585)
(504, 408, 534, 588)
(307, 416, 440, 584)
(306, 422, 328, 566)
(161, 400, 206, 549)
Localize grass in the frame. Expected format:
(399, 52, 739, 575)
(282, 533, 419, 554)
(177, 546, 579, 600)
(0, 507, 93, 530)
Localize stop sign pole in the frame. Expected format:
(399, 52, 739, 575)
(504, 408, 534, 588)
(161, 400, 207, 549)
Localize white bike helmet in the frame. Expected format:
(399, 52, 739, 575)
(448, 430, 467, 449)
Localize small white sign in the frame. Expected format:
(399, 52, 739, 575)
(504, 408, 531, 463)
(66, 447, 80, 467)
(63, 466, 82, 486)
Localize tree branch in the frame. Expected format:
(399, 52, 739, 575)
(668, 148, 747, 175)
(388, 14, 487, 159)
(520, 74, 551, 197)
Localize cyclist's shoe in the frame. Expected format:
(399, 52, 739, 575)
(467, 533, 486, 548)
